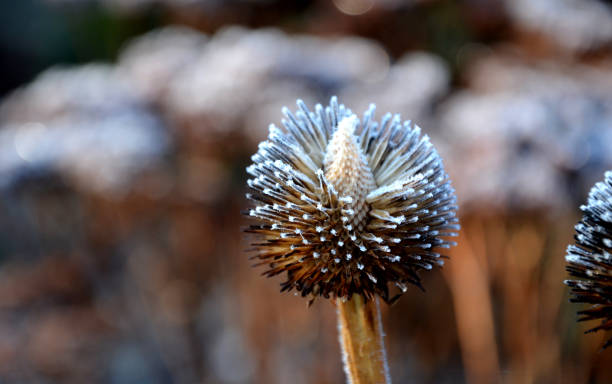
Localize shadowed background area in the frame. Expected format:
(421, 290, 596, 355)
(1, 0, 612, 383)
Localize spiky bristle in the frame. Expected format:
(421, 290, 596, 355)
(246, 97, 459, 302)
(565, 171, 612, 349)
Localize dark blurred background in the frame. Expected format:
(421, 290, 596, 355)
(1, 0, 612, 383)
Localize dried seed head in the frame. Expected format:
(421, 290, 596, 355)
(565, 171, 612, 349)
(246, 97, 459, 302)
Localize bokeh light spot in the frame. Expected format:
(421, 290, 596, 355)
(333, 0, 374, 16)
(14, 123, 47, 163)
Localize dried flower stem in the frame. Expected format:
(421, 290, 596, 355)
(247, 98, 458, 382)
(337, 295, 390, 384)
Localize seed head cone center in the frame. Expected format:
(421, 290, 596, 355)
(324, 116, 377, 232)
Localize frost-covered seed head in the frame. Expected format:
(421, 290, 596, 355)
(565, 171, 612, 349)
(246, 97, 459, 302)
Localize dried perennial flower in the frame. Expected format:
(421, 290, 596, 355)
(565, 171, 612, 349)
(246, 97, 459, 302)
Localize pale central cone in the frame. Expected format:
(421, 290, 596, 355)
(324, 115, 377, 231)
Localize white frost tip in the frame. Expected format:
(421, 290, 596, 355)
(313, 252, 320, 259)
(359, 245, 366, 252)
(338, 241, 344, 247)
(302, 214, 310, 220)
(339, 196, 353, 204)
(565, 255, 581, 263)
(331, 229, 338, 236)
(321, 267, 328, 273)
(320, 236, 326, 242)
(334, 258, 341, 264)
(289, 216, 295, 222)
(331, 249, 337, 255)
(357, 263, 364, 270)
(346, 253, 352, 260)
(337, 115, 359, 135)
(316, 226, 324, 232)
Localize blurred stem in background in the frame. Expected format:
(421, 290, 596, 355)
(445, 219, 500, 384)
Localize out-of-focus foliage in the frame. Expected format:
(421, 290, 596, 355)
(1, 0, 612, 383)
